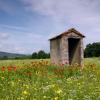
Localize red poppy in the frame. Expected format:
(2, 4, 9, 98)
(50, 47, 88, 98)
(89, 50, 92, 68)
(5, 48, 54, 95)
(1, 66, 5, 71)
(13, 66, 17, 71)
(7, 66, 13, 71)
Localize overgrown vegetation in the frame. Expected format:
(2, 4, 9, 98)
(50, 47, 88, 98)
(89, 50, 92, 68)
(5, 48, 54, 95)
(84, 42, 100, 57)
(0, 58, 99, 100)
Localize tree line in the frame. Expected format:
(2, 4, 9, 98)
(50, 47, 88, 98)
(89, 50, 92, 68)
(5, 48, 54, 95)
(32, 50, 50, 59)
(0, 50, 50, 60)
(0, 42, 99, 60)
(84, 42, 100, 57)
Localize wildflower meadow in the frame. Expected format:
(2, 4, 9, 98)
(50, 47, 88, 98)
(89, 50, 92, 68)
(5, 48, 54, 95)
(0, 58, 100, 100)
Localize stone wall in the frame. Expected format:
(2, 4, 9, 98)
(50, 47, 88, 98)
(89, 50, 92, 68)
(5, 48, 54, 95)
(80, 38, 84, 67)
(60, 36, 69, 64)
(50, 32, 84, 66)
(50, 38, 61, 64)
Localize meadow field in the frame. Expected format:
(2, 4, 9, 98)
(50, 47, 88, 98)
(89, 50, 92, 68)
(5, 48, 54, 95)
(0, 58, 99, 100)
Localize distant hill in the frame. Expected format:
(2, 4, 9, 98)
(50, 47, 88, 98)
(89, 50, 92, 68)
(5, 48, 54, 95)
(0, 51, 26, 59)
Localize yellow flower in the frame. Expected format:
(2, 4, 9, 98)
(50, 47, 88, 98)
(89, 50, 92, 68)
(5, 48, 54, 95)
(20, 97, 24, 100)
(18, 79, 21, 82)
(56, 89, 62, 94)
(22, 90, 28, 95)
(11, 81, 15, 86)
(51, 84, 55, 88)
(54, 97, 58, 100)
(1, 77, 5, 80)
(43, 96, 46, 99)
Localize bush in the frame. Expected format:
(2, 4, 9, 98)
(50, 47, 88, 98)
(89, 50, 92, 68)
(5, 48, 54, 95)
(84, 42, 100, 57)
(32, 50, 50, 59)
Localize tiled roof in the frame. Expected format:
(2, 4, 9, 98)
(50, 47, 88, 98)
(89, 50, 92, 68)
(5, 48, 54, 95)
(49, 28, 85, 40)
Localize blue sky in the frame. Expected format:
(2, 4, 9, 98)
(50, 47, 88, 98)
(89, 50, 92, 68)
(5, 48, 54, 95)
(0, 0, 100, 54)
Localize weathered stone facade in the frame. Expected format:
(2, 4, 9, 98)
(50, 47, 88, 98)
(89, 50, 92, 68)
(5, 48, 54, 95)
(49, 28, 85, 66)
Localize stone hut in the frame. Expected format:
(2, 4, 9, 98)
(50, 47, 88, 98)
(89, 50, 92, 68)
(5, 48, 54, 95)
(49, 28, 85, 66)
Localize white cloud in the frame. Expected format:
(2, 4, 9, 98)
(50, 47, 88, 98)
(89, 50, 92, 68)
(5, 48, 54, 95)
(27, 33, 48, 44)
(25, 33, 49, 52)
(0, 32, 9, 40)
(0, 43, 25, 54)
(22, 0, 100, 44)
(0, 32, 49, 54)
(21, 0, 99, 21)
(0, 24, 29, 32)
(0, 0, 100, 53)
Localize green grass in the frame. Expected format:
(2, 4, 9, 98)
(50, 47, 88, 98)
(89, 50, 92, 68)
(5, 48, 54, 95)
(0, 58, 99, 100)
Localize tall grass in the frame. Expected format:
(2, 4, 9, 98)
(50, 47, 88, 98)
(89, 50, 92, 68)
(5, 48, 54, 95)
(0, 58, 99, 100)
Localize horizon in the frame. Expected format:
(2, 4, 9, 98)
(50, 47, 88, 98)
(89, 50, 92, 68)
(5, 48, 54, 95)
(0, 0, 100, 54)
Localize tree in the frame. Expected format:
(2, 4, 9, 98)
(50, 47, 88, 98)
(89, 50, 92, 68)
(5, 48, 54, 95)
(37, 50, 46, 59)
(32, 52, 38, 59)
(84, 42, 100, 57)
(32, 50, 50, 59)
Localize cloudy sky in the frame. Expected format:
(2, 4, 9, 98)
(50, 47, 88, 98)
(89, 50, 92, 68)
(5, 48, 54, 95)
(0, 0, 100, 54)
